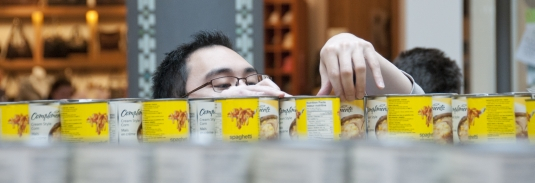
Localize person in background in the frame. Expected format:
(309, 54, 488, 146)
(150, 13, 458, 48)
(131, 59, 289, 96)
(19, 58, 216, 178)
(393, 47, 462, 93)
(152, 31, 424, 100)
(47, 77, 75, 100)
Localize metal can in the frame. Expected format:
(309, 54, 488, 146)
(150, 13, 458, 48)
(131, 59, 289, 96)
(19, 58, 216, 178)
(525, 99, 535, 144)
(216, 97, 260, 142)
(503, 92, 531, 141)
(365, 96, 388, 140)
(340, 99, 365, 140)
(429, 94, 455, 144)
(29, 100, 61, 144)
(142, 98, 189, 143)
(259, 97, 279, 140)
(108, 98, 144, 144)
(279, 97, 298, 140)
(295, 96, 341, 141)
(189, 98, 218, 142)
(60, 100, 109, 143)
(386, 94, 434, 142)
(453, 94, 489, 144)
(0, 101, 30, 142)
(466, 95, 516, 143)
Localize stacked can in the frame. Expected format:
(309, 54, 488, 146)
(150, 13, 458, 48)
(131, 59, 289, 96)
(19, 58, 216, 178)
(295, 96, 341, 141)
(108, 98, 144, 144)
(524, 99, 535, 144)
(29, 100, 61, 144)
(60, 100, 110, 143)
(429, 93, 456, 144)
(339, 99, 366, 140)
(279, 97, 298, 140)
(465, 95, 516, 143)
(215, 97, 260, 142)
(188, 98, 218, 142)
(259, 97, 279, 140)
(142, 99, 189, 143)
(0, 101, 30, 142)
(386, 94, 434, 142)
(504, 92, 531, 142)
(365, 96, 388, 140)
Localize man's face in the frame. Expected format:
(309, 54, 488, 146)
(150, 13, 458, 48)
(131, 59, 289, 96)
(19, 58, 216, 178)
(185, 45, 256, 98)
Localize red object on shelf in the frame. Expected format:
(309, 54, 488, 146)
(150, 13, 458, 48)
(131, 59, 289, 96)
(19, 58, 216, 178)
(282, 55, 293, 74)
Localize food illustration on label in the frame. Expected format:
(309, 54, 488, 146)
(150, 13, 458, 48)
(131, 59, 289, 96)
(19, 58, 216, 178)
(48, 123, 61, 142)
(227, 108, 255, 129)
(260, 115, 278, 140)
(8, 114, 29, 137)
(433, 113, 453, 144)
(86, 113, 108, 135)
(168, 110, 188, 132)
(137, 124, 143, 142)
(340, 114, 365, 139)
(289, 109, 304, 139)
(467, 107, 484, 126)
(458, 116, 469, 142)
(515, 112, 528, 138)
(418, 106, 433, 127)
(375, 115, 388, 139)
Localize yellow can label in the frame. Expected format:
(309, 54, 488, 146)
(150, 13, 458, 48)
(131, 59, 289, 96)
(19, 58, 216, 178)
(524, 100, 535, 144)
(259, 98, 279, 140)
(466, 96, 515, 143)
(60, 102, 109, 143)
(452, 96, 468, 144)
(296, 97, 341, 141)
(387, 96, 433, 142)
(513, 95, 530, 141)
(219, 98, 259, 142)
(340, 100, 365, 140)
(142, 100, 189, 143)
(1, 103, 30, 141)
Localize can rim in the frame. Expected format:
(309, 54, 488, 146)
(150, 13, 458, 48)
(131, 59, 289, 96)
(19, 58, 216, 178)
(294, 95, 339, 99)
(453, 94, 489, 97)
(109, 98, 147, 102)
(29, 100, 60, 104)
(0, 101, 29, 105)
(466, 94, 513, 98)
(385, 94, 432, 97)
(500, 92, 533, 96)
(214, 96, 262, 100)
(60, 99, 108, 104)
(144, 98, 188, 101)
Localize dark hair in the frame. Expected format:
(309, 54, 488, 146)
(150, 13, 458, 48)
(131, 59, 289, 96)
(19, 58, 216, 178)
(47, 77, 73, 100)
(394, 48, 462, 93)
(152, 30, 233, 98)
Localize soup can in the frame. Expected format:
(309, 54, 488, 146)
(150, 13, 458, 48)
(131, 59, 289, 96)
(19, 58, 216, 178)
(502, 92, 532, 141)
(340, 99, 365, 140)
(108, 98, 144, 144)
(279, 97, 298, 140)
(0, 101, 30, 142)
(259, 97, 279, 140)
(142, 98, 189, 143)
(215, 97, 260, 142)
(466, 95, 515, 143)
(429, 93, 455, 144)
(29, 100, 61, 144)
(523, 99, 535, 144)
(60, 100, 109, 143)
(189, 98, 218, 142)
(295, 96, 341, 141)
(386, 94, 434, 142)
(365, 96, 388, 140)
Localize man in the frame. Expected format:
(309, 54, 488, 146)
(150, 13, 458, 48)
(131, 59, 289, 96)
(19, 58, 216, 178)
(393, 47, 462, 93)
(152, 31, 423, 100)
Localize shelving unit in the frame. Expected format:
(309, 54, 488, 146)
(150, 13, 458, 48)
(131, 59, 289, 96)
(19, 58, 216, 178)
(0, 3, 126, 72)
(263, 0, 308, 95)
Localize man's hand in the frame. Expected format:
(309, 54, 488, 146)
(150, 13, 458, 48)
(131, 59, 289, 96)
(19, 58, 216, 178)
(317, 33, 385, 101)
(220, 79, 291, 98)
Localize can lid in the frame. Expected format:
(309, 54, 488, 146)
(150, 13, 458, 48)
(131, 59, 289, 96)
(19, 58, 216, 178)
(294, 95, 339, 99)
(109, 98, 147, 102)
(214, 96, 262, 100)
(501, 92, 533, 96)
(421, 93, 457, 96)
(0, 101, 29, 105)
(454, 93, 489, 97)
(466, 94, 513, 98)
(145, 98, 188, 102)
(29, 100, 61, 104)
(385, 94, 431, 97)
(60, 99, 108, 104)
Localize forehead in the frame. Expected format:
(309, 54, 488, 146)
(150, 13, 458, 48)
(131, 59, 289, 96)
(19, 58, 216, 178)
(186, 45, 253, 76)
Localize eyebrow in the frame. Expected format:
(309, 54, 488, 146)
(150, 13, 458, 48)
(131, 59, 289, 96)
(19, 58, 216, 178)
(204, 68, 233, 80)
(244, 67, 257, 75)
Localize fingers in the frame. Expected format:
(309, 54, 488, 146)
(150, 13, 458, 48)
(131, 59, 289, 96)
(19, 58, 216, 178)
(320, 46, 343, 99)
(364, 47, 385, 89)
(317, 63, 333, 96)
(353, 45, 366, 99)
(339, 44, 356, 101)
(221, 85, 286, 98)
(255, 78, 281, 90)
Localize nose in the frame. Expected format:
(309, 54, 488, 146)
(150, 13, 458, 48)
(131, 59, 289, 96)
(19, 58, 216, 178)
(236, 79, 247, 86)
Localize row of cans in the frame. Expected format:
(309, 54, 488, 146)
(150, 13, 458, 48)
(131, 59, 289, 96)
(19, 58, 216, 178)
(366, 92, 535, 144)
(1, 142, 534, 183)
(0, 96, 364, 144)
(1, 92, 534, 144)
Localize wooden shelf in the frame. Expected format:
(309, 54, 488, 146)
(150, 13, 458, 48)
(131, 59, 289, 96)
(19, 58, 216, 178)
(0, 51, 126, 71)
(0, 5, 126, 18)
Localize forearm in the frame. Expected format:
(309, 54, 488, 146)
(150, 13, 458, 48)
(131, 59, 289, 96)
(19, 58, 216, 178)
(365, 53, 412, 95)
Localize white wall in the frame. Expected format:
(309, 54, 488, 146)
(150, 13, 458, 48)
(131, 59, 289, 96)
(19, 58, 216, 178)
(469, 0, 497, 93)
(403, 0, 464, 74)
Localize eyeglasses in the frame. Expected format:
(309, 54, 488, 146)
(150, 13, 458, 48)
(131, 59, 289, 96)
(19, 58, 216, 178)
(182, 74, 271, 97)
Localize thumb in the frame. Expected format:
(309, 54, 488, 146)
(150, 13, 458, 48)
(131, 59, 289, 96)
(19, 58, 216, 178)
(317, 64, 333, 96)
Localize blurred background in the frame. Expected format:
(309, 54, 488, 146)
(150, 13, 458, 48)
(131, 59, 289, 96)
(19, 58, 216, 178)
(0, 0, 533, 101)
